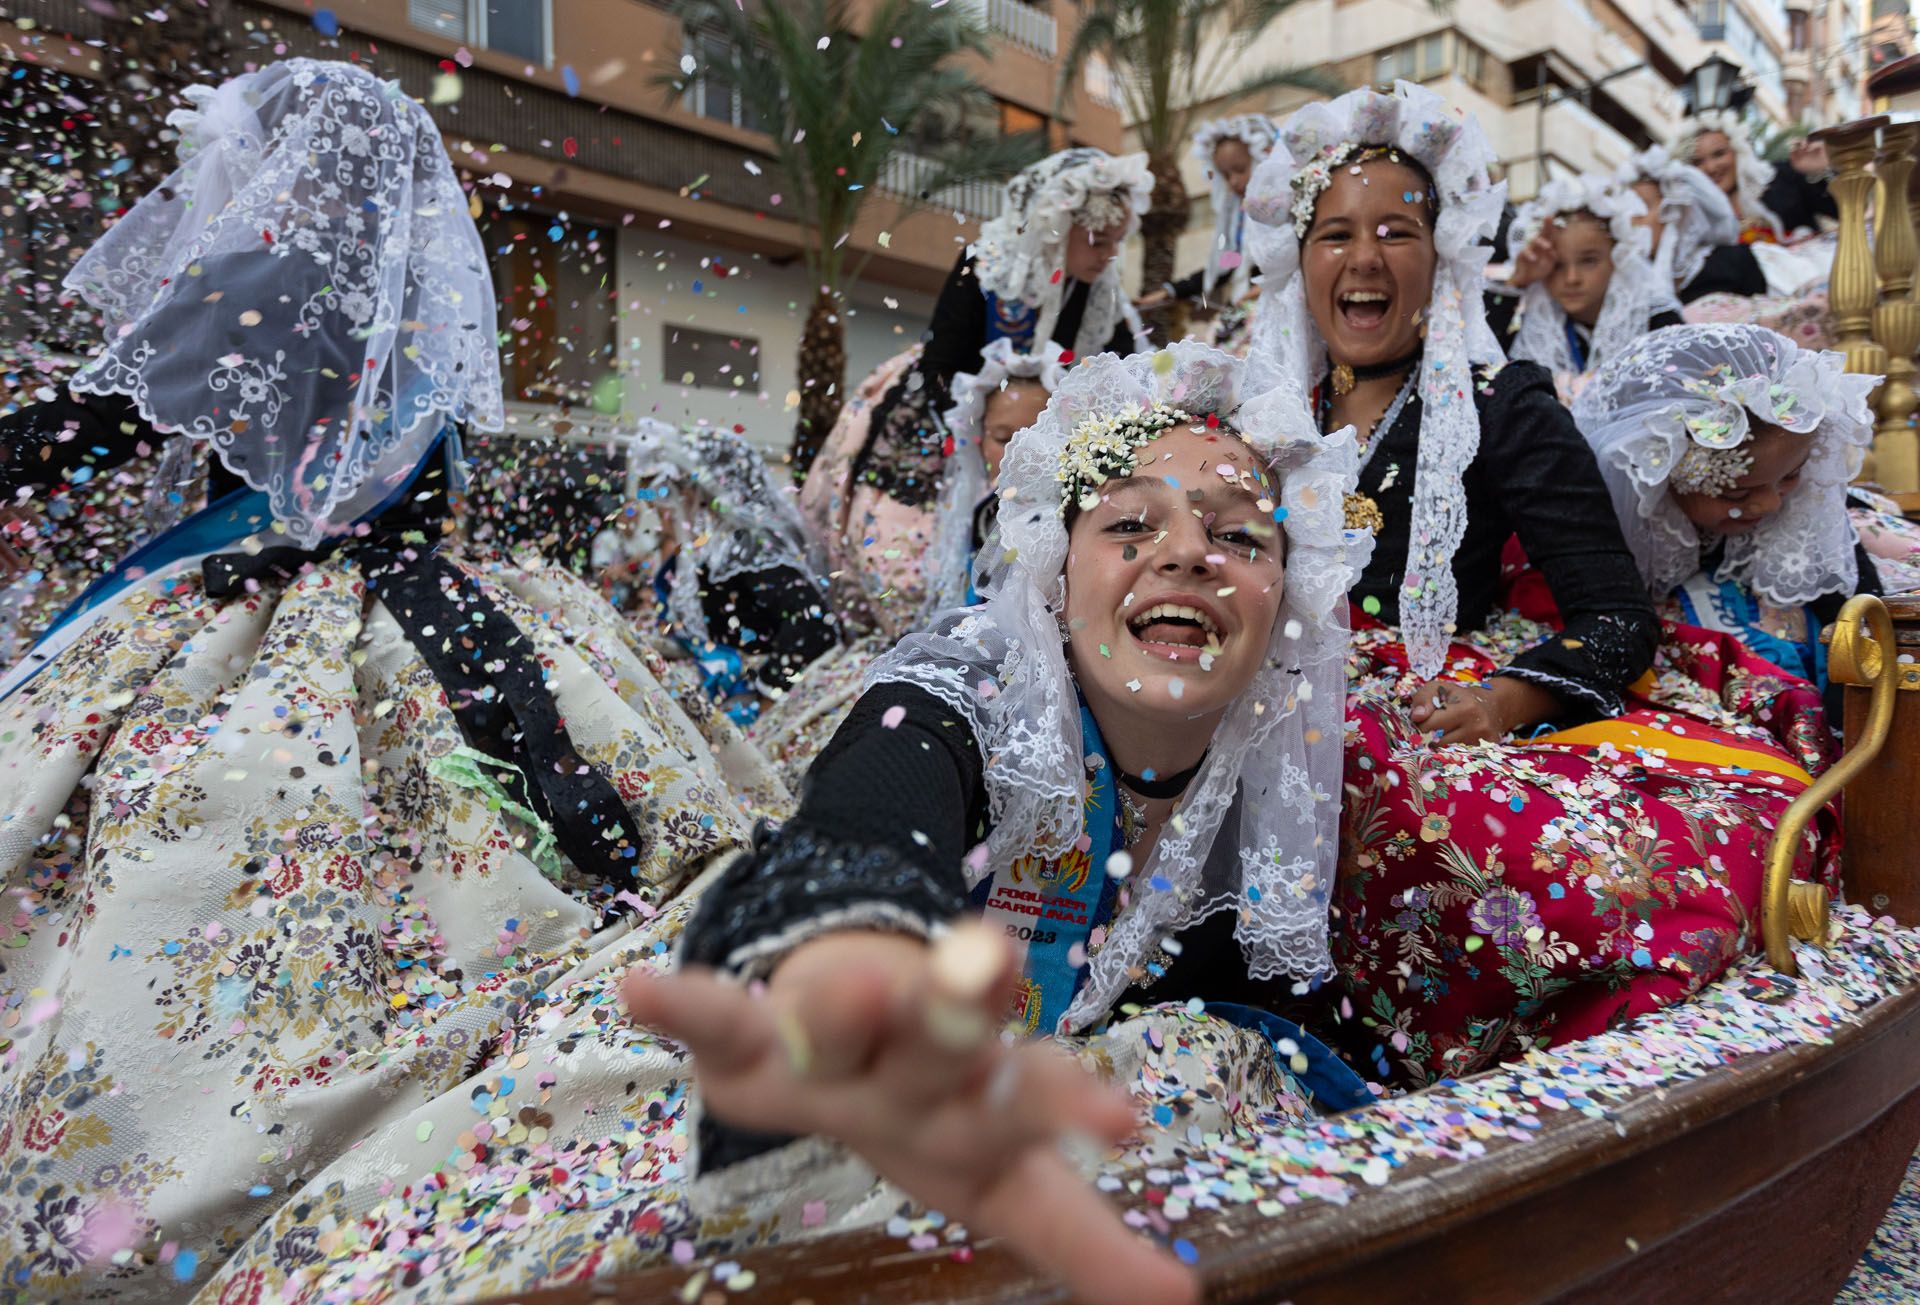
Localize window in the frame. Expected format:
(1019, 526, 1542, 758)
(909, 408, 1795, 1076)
(1000, 102, 1046, 137)
(663, 325, 763, 392)
(1790, 10, 1809, 48)
(1375, 32, 1484, 87)
(407, 0, 550, 63)
(1696, 0, 1727, 36)
(481, 200, 619, 406)
(684, 29, 764, 132)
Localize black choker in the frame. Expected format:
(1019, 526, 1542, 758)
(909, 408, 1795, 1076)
(1329, 350, 1421, 396)
(1117, 756, 1206, 799)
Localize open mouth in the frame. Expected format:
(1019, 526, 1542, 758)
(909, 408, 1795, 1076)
(1126, 602, 1225, 661)
(1338, 288, 1392, 331)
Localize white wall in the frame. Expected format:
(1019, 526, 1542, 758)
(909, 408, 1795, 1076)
(613, 228, 937, 456)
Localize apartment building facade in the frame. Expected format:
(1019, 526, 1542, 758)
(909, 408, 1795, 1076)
(0, 0, 1120, 448)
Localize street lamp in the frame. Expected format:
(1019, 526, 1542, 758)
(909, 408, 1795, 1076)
(1684, 53, 1754, 113)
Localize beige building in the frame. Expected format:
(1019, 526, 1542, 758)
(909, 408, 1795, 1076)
(0, 0, 1120, 450)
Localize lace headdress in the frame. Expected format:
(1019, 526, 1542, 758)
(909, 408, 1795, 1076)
(63, 58, 504, 548)
(1506, 175, 1680, 376)
(1241, 80, 1506, 678)
(971, 148, 1152, 358)
(925, 337, 1071, 617)
(1192, 114, 1279, 303)
(1571, 323, 1876, 605)
(866, 343, 1373, 1028)
(1672, 110, 1786, 240)
(1616, 145, 1739, 291)
(628, 420, 823, 648)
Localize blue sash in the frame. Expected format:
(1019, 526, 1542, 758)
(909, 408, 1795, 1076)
(982, 291, 1039, 349)
(972, 701, 1120, 1036)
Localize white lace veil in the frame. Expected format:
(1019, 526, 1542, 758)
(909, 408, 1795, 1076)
(628, 420, 823, 647)
(1192, 114, 1279, 303)
(63, 59, 504, 548)
(1507, 175, 1679, 375)
(1241, 80, 1506, 679)
(926, 338, 1070, 618)
(1571, 323, 1876, 605)
(866, 343, 1372, 1028)
(971, 148, 1152, 358)
(1616, 145, 1739, 292)
(1672, 111, 1786, 240)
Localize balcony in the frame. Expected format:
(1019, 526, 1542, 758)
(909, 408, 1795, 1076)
(955, 0, 1058, 58)
(877, 150, 1008, 221)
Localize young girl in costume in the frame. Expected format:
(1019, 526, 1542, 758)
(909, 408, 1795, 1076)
(1138, 114, 1277, 352)
(753, 339, 1066, 787)
(1614, 145, 1740, 304)
(0, 60, 783, 1300)
(625, 419, 838, 725)
(1494, 174, 1683, 386)
(1242, 81, 1839, 1083)
(1574, 322, 1880, 703)
(800, 148, 1149, 640)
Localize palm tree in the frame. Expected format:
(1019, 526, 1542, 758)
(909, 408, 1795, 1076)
(665, 0, 1043, 474)
(1058, 1, 1340, 333)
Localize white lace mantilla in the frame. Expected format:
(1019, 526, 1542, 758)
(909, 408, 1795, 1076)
(1571, 322, 1876, 605)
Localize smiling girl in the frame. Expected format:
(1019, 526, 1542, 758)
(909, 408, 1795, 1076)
(627, 343, 1369, 1305)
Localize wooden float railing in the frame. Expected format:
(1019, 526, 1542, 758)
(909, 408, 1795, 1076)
(1763, 594, 1900, 973)
(1818, 115, 1920, 500)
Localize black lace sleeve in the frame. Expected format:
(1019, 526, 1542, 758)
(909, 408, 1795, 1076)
(1762, 167, 1836, 235)
(679, 682, 985, 980)
(1170, 268, 1207, 301)
(1681, 244, 1769, 302)
(0, 392, 155, 496)
(704, 565, 841, 692)
(1478, 364, 1660, 720)
(854, 253, 987, 508)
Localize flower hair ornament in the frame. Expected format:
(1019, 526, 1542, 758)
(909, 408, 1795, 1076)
(1241, 80, 1507, 678)
(1505, 175, 1680, 376)
(865, 343, 1374, 1025)
(970, 148, 1153, 359)
(1572, 322, 1877, 604)
(64, 59, 504, 548)
(1615, 145, 1739, 291)
(1192, 113, 1279, 301)
(924, 339, 1072, 617)
(1671, 110, 1787, 240)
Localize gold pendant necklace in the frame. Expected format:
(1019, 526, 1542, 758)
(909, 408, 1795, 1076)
(1330, 362, 1357, 396)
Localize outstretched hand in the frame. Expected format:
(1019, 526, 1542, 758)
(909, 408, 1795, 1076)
(623, 924, 1198, 1305)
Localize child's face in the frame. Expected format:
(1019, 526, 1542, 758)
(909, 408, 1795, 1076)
(1212, 138, 1256, 200)
(1065, 215, 1129, 284)
(1063, 423, 1286, 731)
(1544, 213, 1615, 328)
(980, 380, 1051, 485)
(1672, 423, 1811, 535)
